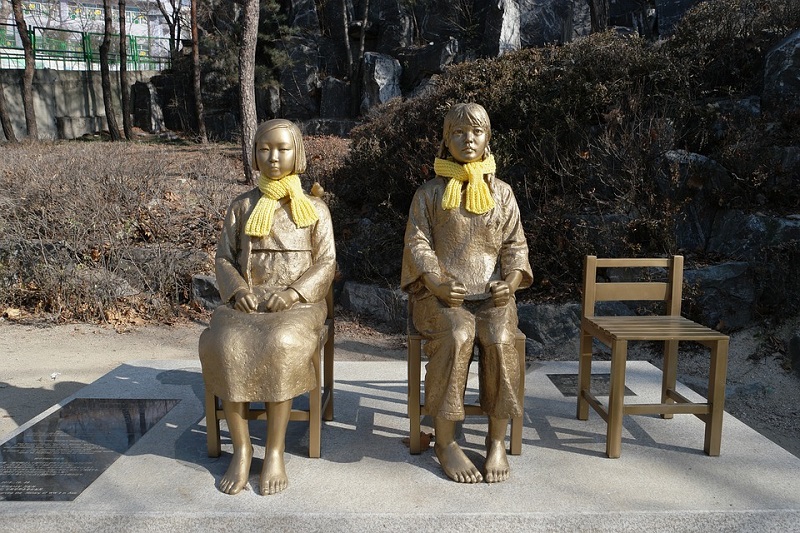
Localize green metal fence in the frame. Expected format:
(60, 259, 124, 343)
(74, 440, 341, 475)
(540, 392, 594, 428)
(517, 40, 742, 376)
(0, 22, 171, 71)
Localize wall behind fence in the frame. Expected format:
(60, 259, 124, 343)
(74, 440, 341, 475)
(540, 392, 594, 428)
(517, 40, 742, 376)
(0, 68, 159, 141)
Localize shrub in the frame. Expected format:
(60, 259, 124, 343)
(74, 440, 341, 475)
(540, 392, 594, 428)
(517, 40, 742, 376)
(332, 31, 693, 299)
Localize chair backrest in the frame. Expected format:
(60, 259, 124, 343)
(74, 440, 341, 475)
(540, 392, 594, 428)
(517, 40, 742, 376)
(581, 255, 684, 319)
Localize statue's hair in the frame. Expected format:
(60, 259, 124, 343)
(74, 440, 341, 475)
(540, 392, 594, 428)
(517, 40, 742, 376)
(252, 119, 307, 174)
(437, 102, 492, 160)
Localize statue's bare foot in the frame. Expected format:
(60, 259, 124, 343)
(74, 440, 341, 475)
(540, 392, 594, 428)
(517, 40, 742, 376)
(435, 441, 483, 483)
(219, 445, 253, 495)
(484, 438, 510, 483)
(260, 449, 288, 495)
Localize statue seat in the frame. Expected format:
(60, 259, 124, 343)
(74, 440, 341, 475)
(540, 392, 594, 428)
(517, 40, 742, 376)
(407, 304, 526, 455)
(204, 287, 334, 459)
(577, 255, 729, 458)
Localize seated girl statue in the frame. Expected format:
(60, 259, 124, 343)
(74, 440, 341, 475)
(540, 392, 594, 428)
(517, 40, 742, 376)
(401, 103, 532, 484)
(199, 119, 335, 495)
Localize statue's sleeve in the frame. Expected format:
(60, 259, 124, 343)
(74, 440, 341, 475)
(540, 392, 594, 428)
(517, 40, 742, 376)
(401, 185, 441, 292)
(289, 198, 336, 303)
(499, 187, 533, 290)
(215, 199, 250, 303)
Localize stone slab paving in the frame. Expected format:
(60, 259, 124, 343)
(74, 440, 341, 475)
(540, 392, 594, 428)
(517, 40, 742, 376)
(1, 359, 799, 532)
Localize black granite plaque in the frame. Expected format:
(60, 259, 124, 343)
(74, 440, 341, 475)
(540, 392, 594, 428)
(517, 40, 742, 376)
(0, 398, 179, 501)
(547, 374, 636, 397)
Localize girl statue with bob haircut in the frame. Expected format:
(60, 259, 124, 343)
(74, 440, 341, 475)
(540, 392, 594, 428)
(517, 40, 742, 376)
(199, 118, 335, 495)
(401, 103, 532, 484)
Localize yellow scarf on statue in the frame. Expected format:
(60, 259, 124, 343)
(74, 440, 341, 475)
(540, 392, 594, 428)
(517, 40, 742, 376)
(244, 174, 318, 237)
(434, 155, 496, 214)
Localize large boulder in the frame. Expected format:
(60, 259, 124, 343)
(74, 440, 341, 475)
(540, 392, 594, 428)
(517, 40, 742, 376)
(360, 52, 403, 114)
(684, 262, 754, 330)
(661, 150, 732, 252)
(484, 0, 521, 56)
(517, 302, 581, 356)
(373, 0, 414, 54)
(762, 28, 800, 115)
(339, 281, 408, 331)
(286, 0, 321, 33)
(320, 76, 352, 119)
(707, 211, 800, 261)
(131, 80, 165, 133)
(279, 36, 322, 119)
(520, 0, 590, 47)
(397, 38, 459, 91)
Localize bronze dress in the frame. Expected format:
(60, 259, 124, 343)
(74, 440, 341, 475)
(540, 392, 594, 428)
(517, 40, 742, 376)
(199, 188, 335, 403)
(401, 175, 532, 420)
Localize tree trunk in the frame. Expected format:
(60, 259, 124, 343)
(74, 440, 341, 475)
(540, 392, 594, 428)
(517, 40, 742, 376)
(191, 0, 207, 143)
(119, 0, 132, 139)
(238, 0, 259, 183)
(11, 0, 37, 139)
(100, 0, 121, 141)
(341, 0, 353, 79)
(0, 81, 17, 142)
(351, 0, 369, 116)
(588, 0, 609, 33)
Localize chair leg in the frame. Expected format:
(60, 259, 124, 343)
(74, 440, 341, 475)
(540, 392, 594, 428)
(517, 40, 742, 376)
(408, 335, 422, 454)
(205, 390, 221, 458)
(660, 339, 679, 419)
(576, 328, 593, 420)
(323, 321, 335, 421)
(509, 332, 525, 455)
(606, 339, 628, 459)
(309, 352, 322, 458)
(704, 338, 728, 456)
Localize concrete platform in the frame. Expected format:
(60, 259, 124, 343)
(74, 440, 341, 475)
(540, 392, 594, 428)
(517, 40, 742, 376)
(1, 359, 799, 532)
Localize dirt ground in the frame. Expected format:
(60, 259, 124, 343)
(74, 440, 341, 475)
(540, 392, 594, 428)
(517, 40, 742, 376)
(1, 314, 798, 459)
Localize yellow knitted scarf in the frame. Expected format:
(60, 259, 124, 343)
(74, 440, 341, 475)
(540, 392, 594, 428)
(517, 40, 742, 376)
(434, 155, 497, 214)
(244, 174, 319, 237)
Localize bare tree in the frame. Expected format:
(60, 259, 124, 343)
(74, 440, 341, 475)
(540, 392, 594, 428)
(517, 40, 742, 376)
(588, 0, 609, 32)
(341, 0, 353, 79)
(119, 0, 132, 139)
(11, 0, 38, 139)
(100, 0, 122, 140)
(238, 0, 259, 183)
(0, 80, 17, 142)
(155, 0, 183, 56)
(0, 0, 15, 140)
(191, 0, 207, 143)
(350, 0, 369, 116)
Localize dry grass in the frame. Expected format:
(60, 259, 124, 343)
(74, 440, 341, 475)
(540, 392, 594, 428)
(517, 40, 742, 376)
(0, 140, 242, 324)
(0, 136, 350, 325)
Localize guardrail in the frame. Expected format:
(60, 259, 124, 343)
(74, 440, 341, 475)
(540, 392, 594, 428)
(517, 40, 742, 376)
(0, 23, 171, 71)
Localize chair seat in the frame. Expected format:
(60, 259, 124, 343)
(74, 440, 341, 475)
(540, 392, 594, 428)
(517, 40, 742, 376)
(585, 316, 729, 342)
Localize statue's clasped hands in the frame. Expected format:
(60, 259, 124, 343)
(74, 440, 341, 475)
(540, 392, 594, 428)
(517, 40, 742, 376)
(234, 288, 300, 313)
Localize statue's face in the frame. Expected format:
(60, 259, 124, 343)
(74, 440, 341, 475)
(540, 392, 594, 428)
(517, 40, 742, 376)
(255, 127, 296, 180)
(446, 122, 488, 164)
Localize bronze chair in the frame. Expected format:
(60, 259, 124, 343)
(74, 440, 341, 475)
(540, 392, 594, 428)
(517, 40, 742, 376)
(205, 287, 334, 459)
(407, 303, 526, 455)
(577, 255, 729, 458)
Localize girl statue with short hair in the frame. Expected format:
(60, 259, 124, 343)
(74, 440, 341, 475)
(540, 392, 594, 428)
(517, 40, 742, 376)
(199, 119, 335, 495)
(401, 103, 532, 483)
